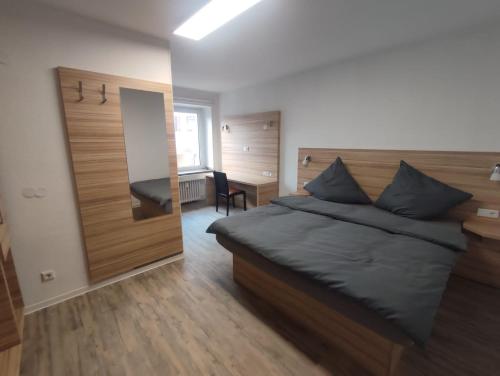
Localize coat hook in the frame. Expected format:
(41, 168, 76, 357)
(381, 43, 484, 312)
(101, 84, 107, 104)
(78, 81, 84, 102)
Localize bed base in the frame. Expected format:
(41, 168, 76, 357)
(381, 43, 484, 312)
(233, 254, 408, 376)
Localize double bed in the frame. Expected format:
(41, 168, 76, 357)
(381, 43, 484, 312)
(207, 148, 500, 376)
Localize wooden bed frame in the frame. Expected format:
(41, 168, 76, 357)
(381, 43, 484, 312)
(220, 148, 500, 376)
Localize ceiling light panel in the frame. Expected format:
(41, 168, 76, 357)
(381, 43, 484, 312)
(174, 0, 263, 41)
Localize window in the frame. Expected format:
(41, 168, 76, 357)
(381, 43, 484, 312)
(174, 110, 201, 169)
(174, 103, 214, 172)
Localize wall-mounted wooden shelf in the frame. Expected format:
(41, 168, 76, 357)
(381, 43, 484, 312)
(463, 220, 500, 241)
(289, 190, 311, 197)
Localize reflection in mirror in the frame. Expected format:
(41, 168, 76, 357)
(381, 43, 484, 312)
(120, 88, 172, 220)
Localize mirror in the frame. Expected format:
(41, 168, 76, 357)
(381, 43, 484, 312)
(120, 88, 173, 220)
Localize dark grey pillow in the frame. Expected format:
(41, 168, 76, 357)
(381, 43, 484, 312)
(304, 157, 371, 204)
(375, 160, 472, 219)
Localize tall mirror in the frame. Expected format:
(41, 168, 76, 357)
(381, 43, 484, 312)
(120, 88, 173, 220)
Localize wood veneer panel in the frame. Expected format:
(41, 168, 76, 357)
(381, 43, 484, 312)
(297, 148, 500, 287)
(58, 67, 183, 283)
(233, 254, 405, 376)
(0, 258, 19, 351)
(3, 252, 23, 310)
(257, 182, 279, 206)
(0, 229, 9, 263)
(221, 111, 280, 180)
(297, 148, 500, 216)
(0, 342, 23, 376)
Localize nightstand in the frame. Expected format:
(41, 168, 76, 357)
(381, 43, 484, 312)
(289, 190, 311, 197)
(463, 220, 500, 241)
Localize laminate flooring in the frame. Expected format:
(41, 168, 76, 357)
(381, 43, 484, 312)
(20, 205, 500, 376)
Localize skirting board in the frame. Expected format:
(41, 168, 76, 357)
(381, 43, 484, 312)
(24, 254, 184, 315)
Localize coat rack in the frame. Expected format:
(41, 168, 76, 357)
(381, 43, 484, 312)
(78, 81, 84, 102)
(76, 81, 107, 104)
(101, 84, 107, 104)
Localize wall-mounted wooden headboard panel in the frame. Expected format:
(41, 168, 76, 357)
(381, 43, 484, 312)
(221, 111, 280, 180)
(297, 148, 500, 287)
(297, 148, 500, 222)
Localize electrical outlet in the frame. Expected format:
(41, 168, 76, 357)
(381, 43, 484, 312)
(41, 270, 55, 282)
(262, 171, 272, 177)
(243, 145, 250, 152)
(477, 208, 500, 219)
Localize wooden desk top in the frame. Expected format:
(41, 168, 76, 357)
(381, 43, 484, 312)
(463, 220, 500, 241)
(207, 172, 277, 186)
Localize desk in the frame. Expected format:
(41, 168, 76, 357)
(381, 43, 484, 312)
(206, 173, 279, 208)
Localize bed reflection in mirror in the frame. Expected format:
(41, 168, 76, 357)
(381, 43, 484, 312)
(120, 88, 172, 220)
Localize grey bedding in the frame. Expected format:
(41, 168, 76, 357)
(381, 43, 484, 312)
(130, 178, 172, 207)
(207, 195, 467, 345)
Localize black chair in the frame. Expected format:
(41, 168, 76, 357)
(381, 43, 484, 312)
(213, 171, 247, 216)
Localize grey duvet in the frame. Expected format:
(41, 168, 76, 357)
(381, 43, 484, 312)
(206, 195, 466, 344)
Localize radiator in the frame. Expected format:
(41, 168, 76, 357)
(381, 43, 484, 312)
(179, 177, 206, 204)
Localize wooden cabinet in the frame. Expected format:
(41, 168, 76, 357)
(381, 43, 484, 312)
(0, 197, 24, 375)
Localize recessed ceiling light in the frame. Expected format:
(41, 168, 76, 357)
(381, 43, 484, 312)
(174, 0, 263, 41)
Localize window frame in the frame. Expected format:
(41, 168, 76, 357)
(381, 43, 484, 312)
(174, 105, 208, 172)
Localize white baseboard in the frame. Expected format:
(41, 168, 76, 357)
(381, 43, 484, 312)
(24, 254, 184, 315)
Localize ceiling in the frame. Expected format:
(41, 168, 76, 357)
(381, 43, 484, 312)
(37, 0, 500, 92)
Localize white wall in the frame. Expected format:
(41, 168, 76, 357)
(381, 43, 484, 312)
(220, 22, 500, 194)
(121, 89, 170, 182)
(0, 1, 172, 308)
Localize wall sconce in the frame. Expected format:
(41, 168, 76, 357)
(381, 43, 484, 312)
(491, 163, 500, 181)
(263, 121, 272, 130)
(302, 155, 312, 167)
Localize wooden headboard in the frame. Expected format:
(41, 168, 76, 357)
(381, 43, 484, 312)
(221, 111, 280, 180)
(297, 148, 500, 287)
(298, 148, 500, 222)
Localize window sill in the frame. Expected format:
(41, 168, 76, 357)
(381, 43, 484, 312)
(178, 168, 213, 176)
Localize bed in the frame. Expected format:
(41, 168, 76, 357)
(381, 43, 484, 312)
(130, 177, 172, 218)
(207, 148, 500, 376)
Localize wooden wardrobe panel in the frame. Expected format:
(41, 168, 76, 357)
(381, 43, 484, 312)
(58, 67, 183, 283)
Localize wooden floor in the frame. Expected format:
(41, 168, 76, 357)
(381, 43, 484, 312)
(20, 205, 500, 376)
